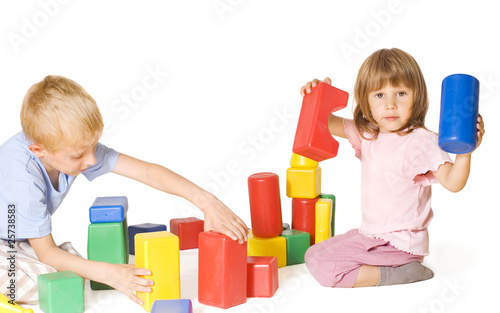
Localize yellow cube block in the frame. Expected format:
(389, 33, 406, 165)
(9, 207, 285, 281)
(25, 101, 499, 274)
(290, 153, 319, 168)
(135, 231, 180, 312)
(247, 231, 287, 268)
(315, 199, 333, 244)
(286, 166, 321, 199)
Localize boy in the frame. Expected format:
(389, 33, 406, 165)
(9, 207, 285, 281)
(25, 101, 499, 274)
(0, 75, 248, 305)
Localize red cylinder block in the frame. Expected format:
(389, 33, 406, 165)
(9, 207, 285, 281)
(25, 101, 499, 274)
(248, 173, 283, 238)
(292, 197, 319, 245)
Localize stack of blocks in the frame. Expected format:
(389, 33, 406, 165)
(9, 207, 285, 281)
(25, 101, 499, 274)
(37, 271, 84, 313)
(87, 196, 129, 290)
(288, 82, 348, 245)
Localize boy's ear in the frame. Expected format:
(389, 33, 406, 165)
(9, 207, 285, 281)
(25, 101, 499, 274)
(28, 143, 46, 158)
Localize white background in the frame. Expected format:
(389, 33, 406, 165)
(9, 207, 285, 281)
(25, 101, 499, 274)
(1, 1, 499, 312)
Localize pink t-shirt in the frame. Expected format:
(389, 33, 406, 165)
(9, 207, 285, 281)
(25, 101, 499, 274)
(344, 119, 452, 255)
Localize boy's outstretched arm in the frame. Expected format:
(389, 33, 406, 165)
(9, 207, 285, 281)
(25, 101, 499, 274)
(111, 153, 248, 243)
(29, 234, 153, 305)
(433, 114, 485, 192)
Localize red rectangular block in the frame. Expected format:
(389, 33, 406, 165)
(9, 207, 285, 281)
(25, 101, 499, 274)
(170, 217, 204, 250)
(247, 256, 279, 298)
(292, 82, 349, 161)
(198, 231, 247, 309)
(292, 198, 319, 245)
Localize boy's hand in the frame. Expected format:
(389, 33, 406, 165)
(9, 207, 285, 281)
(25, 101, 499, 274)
(104, 263, 154, 306)
(300, 77, 332, 97)
(198, 193, 248, 244)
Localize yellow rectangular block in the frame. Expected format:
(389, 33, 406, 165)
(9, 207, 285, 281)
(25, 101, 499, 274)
(247, 231, 287, 268)
(286, 166, 321, 199)
(315, 199, 333, 244)
(290, 153, 319, 168)
(135, 231, 180, 312)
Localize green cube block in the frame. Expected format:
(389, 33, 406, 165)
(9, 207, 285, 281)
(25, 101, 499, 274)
(38, 271, 84, 313)
(88, 217, 129, 290)
(281, 229, 310, 265)
(320, 194, 336, 236)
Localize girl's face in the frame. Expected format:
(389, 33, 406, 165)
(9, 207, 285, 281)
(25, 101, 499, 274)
(367, 84, 413, 133)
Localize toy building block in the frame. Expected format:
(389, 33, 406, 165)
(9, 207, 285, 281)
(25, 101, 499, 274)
(89, 196, 128, 223)
(198, 231, 247, 309)
(292, 82, 349, 161)
(151, 299, 192, 313)
(128, 223, 167, 255)
(37, 271, 84, 313)
(292, 198, 319, 245)
(135, 231, 180, 312)
(247, 230, 287, 268)
(320, 193, 336, 236)
(286, 166, 321, 199)
(248, 172, 283, 238)
(0, 293, 33, 313)
(290, 153, 319, 168)
(170, 217, 204, 250)
(88, 218, 129, 290)
(247, 256, 279, 298)
(280, 229, 310, 265)
(315, 199, 333, 244)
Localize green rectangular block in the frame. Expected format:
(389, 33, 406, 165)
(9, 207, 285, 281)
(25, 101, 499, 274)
(38, 271, 84, 313)
(320, 194, 336, 236)
(88, 217, 129, 290)
(280, 229, 310, 265)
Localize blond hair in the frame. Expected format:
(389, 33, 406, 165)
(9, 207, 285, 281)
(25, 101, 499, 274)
(353, 48, 428, 139)
(20, 75, 103, 151)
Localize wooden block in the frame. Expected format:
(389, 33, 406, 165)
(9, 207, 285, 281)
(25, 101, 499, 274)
(198, 231, 247, 309)
(170, 217, 204, 250)
(315, 199, 333, 244)
(247, 256, 279, 298)
(89, 196, 128, 223)
(38, 271, 84, 313)
(128, 223, 167, 255)
(87, 218, 129, 290)
(135, 231, 180, 312)
(286, 167, 321, 199)
(291, 198, 319, 245)
(248, 172, 283, 238)
(292, 82, 349, 161)
(247, 230, 287, 268)
(280, 229, 310, 265)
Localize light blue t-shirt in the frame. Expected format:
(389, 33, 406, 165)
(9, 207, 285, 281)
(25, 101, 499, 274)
(0, 132, 119, 240)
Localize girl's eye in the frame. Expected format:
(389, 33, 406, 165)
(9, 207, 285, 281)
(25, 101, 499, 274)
(397, 91, 407, 97)
(375, 93, 384, 98)
(72, 155, 83, 159)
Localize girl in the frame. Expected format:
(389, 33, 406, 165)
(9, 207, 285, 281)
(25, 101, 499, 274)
(302, 48, 485, 288)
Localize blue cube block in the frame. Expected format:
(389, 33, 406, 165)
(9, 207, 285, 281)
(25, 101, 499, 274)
(89, 196, 128, 223)
(151, 299, 192, 313)
(128, 223, 167, 255)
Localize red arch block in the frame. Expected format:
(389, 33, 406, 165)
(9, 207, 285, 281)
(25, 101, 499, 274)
(293, 83, 349, 161)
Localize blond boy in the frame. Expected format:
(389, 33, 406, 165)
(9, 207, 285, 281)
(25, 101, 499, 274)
(0, 75, 248, 305)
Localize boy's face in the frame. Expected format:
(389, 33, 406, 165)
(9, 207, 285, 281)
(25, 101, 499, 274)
(368, 84, 414, 133)
(30, 142, 97, 177)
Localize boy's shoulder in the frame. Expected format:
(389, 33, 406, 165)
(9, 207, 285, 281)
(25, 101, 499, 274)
(0, 132, 42, 181)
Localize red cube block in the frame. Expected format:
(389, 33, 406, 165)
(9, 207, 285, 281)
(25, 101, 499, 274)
(248, 173, 283, 238)
(198, 231, 247, 309)
(170, 217, 204, 250)
(292, 198, 319, 245)
(292, 82, 349, 161)
(247, 256, 279, 298)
